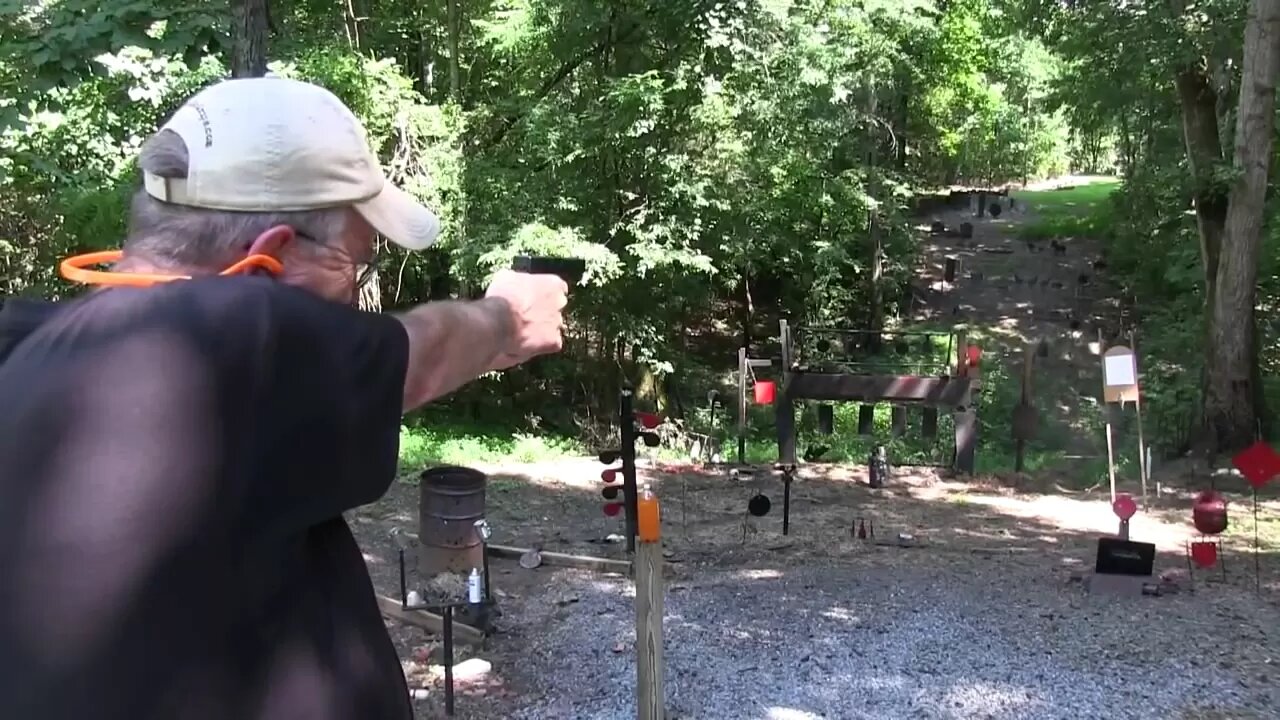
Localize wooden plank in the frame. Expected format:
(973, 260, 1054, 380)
(786, 373, 972, 406)
(486, 544, 632, 574)
(375, 595, 485, 644)
(634, 540, 666, 720)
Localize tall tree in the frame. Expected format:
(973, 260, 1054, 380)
(231, 0, 270, 78)
(1203, 0, 1280, 451)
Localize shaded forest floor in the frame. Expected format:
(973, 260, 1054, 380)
(358, 180, 1280, 719)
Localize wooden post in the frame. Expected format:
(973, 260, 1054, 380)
(1015, 341, 1035, 473)
(1098, 331, 1117, 504)
(634, 488, 665, 720)
(1130, 330, 1149, 505)
(776, 321, 797, 466)
(737, 346, 748, 465)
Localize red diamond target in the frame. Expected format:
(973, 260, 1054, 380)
(1231, 441, 1280, 489)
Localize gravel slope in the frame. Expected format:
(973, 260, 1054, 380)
(493, 560, 1278, 720)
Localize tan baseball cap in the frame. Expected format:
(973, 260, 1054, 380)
(142, 77, 441, 250)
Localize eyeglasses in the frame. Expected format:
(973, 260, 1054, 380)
(296, 230, 377, 288)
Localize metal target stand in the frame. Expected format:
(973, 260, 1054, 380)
(395, 520, 496, 716)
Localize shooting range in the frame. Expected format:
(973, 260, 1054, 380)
(21, 8, 1280, 705)
(360, 195, 1278, 718)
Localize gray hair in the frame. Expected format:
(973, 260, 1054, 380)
(124, 130, 349, 269)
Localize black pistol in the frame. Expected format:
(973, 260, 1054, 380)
(510, 255, 587, 286)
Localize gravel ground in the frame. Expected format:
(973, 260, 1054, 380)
(489, 558, 1278, 720)
(354, 466, 1280, 720)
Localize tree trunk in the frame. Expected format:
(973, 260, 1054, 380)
(1202, 0, 1280, 452)
(1173, 65, 1228, 300)
(342, 0, 362, 49)
(230, 0, 270, 78)
(865, 77, 883, 334)
(447, 0, 462, 99)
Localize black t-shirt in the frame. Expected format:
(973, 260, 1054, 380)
(0, 276, 413, 720)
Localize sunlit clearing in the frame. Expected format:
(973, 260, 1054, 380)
(767, 708, 823, 720)
(738, 568, 783, 580)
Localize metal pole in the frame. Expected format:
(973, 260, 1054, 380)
(443, 606, 455, 716)
(398, 548, 407, 607)
(781, 468, 792, 536)
(621, 389, 639, 553)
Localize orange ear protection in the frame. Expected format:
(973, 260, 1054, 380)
(59, 251, 284, 288)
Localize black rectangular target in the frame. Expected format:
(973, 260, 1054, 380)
(817, 404, 834, 435)
(891, 406, 908, 437)
(1095, 538, 1155, 576)
(857, 405, 875, 435)
(921, 407, 938, 438)
(944, 257, 958, 283)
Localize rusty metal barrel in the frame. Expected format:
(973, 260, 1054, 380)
(418, 466, 487, 580)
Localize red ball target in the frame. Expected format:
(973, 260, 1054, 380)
(603, 502, 623, 517)
(635, 411, 662, 430)
(1111, 493, 1137, 521)
(1192, 490, 1228, 535)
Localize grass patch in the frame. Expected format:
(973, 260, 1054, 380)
(1223, 502, 1280, 551)
(1014, 177, 1120, 241)
(734, 400, 959, 466)
(397, 422, 582, 473)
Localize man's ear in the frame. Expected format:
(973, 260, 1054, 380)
(246, 225, 297, 258)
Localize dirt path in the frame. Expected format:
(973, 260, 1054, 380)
(911, 191, 1130, 471)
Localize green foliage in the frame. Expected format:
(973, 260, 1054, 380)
(398, 423, 582, 471)
(0, 0, 1097, 446)
(0, 1, 227, 101)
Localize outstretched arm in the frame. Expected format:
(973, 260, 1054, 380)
(395, 298, 510, 411)
(395, 269, 567, 411)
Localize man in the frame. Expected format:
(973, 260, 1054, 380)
(0, 77, 567, 719)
